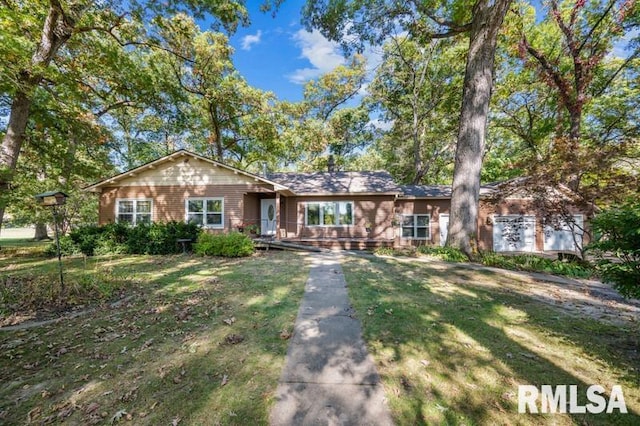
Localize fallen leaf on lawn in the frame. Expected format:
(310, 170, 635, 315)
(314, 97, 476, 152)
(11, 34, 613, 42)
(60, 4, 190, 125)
(173, 375, 182, 384)
(27, 406, 42, 422)
(420, 359, 430, 367)
(279, 329, 291, 340)
(85, 402, 100, 414)
(41, 390, 51, 399)
(57, 403, 75, 419)
(172, 417, 181, 426)
(223, 317, 235, 325)
(110, 409, 127, 424)
(224, 334, 244, 345)
(221, 375, 228, 386)
(435, 403, 448, 412)
(384, 309, 393, 315)
(140, 339, 154, 350)
(120, 386, 139, 402)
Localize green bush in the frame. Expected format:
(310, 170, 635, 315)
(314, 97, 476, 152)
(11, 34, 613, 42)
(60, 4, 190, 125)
(372, 246, 397, 256)
(588, 201, 640, 298)
(416, 245, 468, 262)
(479, 252, 592, 278)
(194, 232, 254, 257)
(45, 235, 81, 257)
(58, 221, 202, 256)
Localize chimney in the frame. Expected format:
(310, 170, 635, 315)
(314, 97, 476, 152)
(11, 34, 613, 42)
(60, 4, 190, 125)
(327, 155, 335, 173)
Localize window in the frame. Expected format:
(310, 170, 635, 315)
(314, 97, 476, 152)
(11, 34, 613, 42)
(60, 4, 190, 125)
(186, 198, 223, 228)
(116, 199, 152, 225)
(401, 214, 430, 239)
(305, 201, 354, 226)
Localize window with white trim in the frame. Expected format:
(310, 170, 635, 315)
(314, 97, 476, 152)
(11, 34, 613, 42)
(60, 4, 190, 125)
(116, 199, 152, 225)
(401, 214, 430, 239)
(305, 201, 353, 226)
(186, 198, 224, 228)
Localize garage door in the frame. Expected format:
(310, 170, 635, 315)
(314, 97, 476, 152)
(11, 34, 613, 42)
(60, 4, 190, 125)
(543, 215, 583, 252)
(493, 215, 536, 252)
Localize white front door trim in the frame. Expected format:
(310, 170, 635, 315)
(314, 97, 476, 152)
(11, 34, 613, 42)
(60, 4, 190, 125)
(261, 199, 277, 236)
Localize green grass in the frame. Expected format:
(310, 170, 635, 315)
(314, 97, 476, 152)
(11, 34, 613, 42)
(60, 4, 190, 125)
(342, 255, 640, 425)
(376, 245, 595, 279)
(0, 250, 310, 424)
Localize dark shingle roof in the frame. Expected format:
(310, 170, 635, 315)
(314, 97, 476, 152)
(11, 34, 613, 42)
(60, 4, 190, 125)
(400, 184, 497, 198)
(268, 171, 402, 195)
(401, 185, 452, 198)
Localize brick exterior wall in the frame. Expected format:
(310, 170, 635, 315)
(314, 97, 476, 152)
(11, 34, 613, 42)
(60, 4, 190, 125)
(280, 195, 396, 240)
(99, 184, 273, 230)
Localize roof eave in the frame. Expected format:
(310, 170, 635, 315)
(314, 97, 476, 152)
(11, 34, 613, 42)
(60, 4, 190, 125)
(294, 191, 401, 197)
(84, 150, 291, 192)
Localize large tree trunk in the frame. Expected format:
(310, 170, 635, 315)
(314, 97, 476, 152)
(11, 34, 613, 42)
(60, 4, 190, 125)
(34, 222, 51, 240)
(446, 0, 512, 257)
(0, 0, 76, 234)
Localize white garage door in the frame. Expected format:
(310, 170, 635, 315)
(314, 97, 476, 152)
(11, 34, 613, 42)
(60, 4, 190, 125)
(543, 215, 583, 252)
(493, 215, 536, 252)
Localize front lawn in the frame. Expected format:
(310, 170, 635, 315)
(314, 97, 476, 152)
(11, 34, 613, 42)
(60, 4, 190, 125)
(343, 255, 640, 425)
(0, 250, 310, 424)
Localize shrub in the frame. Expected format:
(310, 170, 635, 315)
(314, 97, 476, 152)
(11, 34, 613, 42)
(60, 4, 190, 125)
(479, 252, 592, 278)
(587, 201, 640, 298)
(194, 232, 254, 257)
(45, 235, 81, 257)
(59, 221, 202, 256)
(416, 245, 468, 262)
(372, 246, 396, 256)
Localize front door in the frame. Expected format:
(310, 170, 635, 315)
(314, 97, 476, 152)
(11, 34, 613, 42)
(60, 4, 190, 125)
(439, 214, 449, 246)
(261, 199, 277, 236)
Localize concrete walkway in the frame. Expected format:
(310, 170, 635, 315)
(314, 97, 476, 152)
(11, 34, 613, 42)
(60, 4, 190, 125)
(270, 253, 393, 426)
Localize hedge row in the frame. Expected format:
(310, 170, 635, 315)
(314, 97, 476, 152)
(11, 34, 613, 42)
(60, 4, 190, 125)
(47, 222, 256, 258)
(48, 222, 201, 256)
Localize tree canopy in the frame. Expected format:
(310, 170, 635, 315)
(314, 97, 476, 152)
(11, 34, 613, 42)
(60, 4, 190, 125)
(0, 0, 638, 244)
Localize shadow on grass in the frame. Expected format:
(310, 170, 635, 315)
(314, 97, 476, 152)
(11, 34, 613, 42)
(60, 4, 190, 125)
(0, 251, 311, 425)
(343, 255, 640, 425)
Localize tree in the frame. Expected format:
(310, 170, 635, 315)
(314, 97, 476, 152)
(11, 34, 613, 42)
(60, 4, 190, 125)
(0, 0, 249, 233)
(515, 0, 639, 188)
(367, 36, 465, 184)
(490, 0, 640, 241)
(588, 200, 640, 299)
(276, 55, 373, 171)
(303, 0, 512, 256)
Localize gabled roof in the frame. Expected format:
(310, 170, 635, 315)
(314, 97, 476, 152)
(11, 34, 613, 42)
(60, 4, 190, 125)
(84, 150, 289, 192)
(268, 171, 402, 195)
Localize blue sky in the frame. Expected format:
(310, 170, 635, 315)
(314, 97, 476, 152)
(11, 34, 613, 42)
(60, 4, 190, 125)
(223, 0, 347, 102)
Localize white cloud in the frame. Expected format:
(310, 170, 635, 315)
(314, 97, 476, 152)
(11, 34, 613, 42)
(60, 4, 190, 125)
(368, 118, 394, 131)
(241, 30, 262, 51)
(288, 29, 345, 84)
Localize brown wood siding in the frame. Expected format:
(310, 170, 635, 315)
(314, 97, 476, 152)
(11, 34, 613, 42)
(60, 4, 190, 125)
(99, 184, 273, 230)
(281, 195, 396, 240)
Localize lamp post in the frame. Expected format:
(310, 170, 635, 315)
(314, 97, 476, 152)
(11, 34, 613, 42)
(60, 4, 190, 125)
(35, 191, 68, 296)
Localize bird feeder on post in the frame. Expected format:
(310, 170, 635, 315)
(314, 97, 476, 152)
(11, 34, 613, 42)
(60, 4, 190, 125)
(35, 191, 68, 296)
